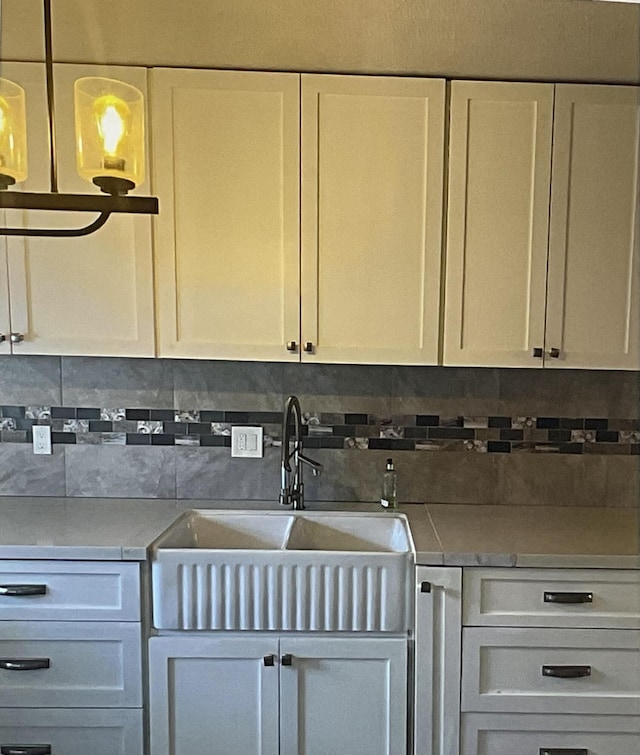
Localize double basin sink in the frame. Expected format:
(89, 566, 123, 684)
(151, 510, 415, 633)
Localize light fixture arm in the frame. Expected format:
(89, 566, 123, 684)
(43, 0, 58, 193)
(0, 0, 158, 238)
(0, 212, 111, 237)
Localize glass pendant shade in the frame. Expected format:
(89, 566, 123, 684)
(74, 77, 145, 194)
(0, 78, 28, 188)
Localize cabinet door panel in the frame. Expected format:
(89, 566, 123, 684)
(462, 712, 640, 755)
(0, 621, 142, 708)
(0, 221, 10, 354)
(0, 708, 143, 755)
(149, 635, 279, 755)
(546, 84, 640, 370)
(301, 74, 445, 365)
(2, 62, 155, 357)
(280, 636, 407, 755)
(444, 81, 553, 367)
(152, 69, 300, 360)
(462, 627, 640, 716)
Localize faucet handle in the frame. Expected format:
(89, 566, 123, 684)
(297, 452, 322, 476)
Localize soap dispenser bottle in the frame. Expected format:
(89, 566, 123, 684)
(380, 458, 398, 510)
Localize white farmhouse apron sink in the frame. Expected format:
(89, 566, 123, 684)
(151, 510, 415, 632)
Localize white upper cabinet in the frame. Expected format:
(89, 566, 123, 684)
(301, 75, 446, 364)
(152, 70, 445, 365)
(151, 68, 300, 361)
(444, 80, 554, 368)
(445, 79, 640, 370)
(546, 84, 640, 370)
(1, 62, 155, 357)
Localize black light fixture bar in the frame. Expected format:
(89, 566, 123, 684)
(0, 0, 159, 238)
(43, 0, 58, 193)
(0, 192, 159, 214)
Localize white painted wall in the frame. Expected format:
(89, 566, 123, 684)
(1, 0, 639, 83)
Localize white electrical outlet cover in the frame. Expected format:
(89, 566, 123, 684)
(231, 426, 263, 458)
(33, 425, 52, 455)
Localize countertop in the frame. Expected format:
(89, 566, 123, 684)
(0, 497, 637, 568)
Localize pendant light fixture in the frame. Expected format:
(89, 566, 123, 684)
(0, 0, 158, 238)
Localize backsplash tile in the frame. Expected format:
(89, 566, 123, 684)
(0, 356, 637, 505)
(65, 445, 176, 498)
(0, 357, 61, 406)
(0, 444, 66, 496)
(2, 405, 638, 456)
(62, 357, 174, 408)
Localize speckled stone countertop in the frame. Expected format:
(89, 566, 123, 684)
(0, 498, 637, 568)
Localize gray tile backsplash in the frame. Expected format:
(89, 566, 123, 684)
(174, 360, 283, 411)
(65, 445, 177, 498)
(0, 356, 638, 506)
(0, 444, 66, 497)
(61, 357, 174, 408)
(0, 356, 62, 406)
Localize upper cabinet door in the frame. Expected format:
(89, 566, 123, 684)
(0, 217, 10, 355)
(3, 62, 155, 357)
(444, 81, 554, 367)
(151, 69, 300, 361)
(301, 74, 446, 365)
(546, 84, 640, 370)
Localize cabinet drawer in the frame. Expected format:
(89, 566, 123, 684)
(0, 561, 140, 621)
(0, 622, 142, 708)
(0, 708, 142, 755)
(462, 713, 640, 755)
(461, 627, 640, 715)
(463, 568, 640, 628)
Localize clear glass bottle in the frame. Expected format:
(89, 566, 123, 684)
(380, 458, 398, 510)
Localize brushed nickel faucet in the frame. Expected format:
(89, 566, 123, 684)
(279, 395, 322, 510)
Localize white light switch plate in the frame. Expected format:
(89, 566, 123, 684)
(231, 426, 263, 458)
(33, 425, 52, 455)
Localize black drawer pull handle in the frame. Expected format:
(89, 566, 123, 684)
(0, 585, 47, 597)
(542, 665, 591, 679)
(540, 750, 588, 755)
(544, 591, 592, 604)
(281, 654, 293, 666)
(263, 655, 275, 667)
(420, 581, 432, 593)
(2, 747, 52, 755)
(0, 659, 50, 671)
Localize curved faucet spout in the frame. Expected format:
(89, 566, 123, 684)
(280, 395, 322, 510)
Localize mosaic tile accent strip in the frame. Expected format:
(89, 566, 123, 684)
(0, 406, 639, 455)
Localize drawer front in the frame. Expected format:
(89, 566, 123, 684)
(0, 708, 142, 755)
(462, 713, 640, 755)
(0, 561, 140, 621)
(0, 622, 142, 708)
(463, 568, 640, 628)
(462, 627, 640, 716)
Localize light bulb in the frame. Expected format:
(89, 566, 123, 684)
(93, 94, 130, 166)
(0, 79, 27, 187)
(0, 96, 8, 173)
(0, 96, 7, 139)
(75, 77, 144, 193)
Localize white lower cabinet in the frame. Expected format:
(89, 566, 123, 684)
(461, 567, 640, 755)
(0, 560, 143, 755)
(149, 634, 408, 755)
(0, 708, 143, 755)
(462, 713, 640, 754)
(413, 567, 462, 755)
(0, 621, 142, 708)
(462, 627, 640, 716)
